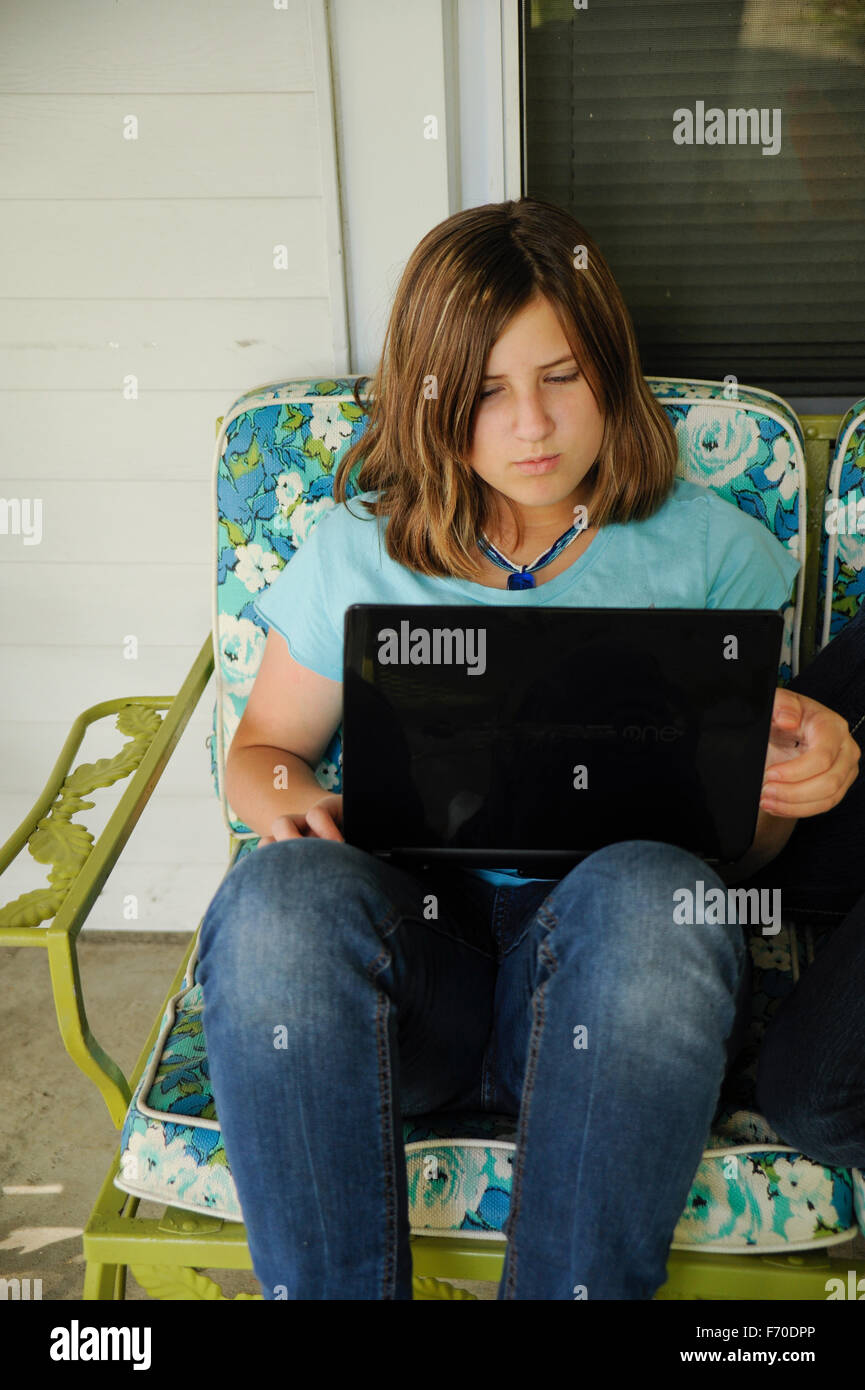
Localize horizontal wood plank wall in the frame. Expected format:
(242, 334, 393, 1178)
(0, 0, 342, 931)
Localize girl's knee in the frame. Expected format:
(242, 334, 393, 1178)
(203, 838, 381, 934)
(224, 835, 367, 898)
(567, 839, 722, 902)
(553, 839, 744, 958)
(198, 837, 393, 987)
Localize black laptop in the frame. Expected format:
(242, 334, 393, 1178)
(341, 605, 783, 876)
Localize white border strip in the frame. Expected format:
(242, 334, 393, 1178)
(670, 1227, 859, 1255)
(418, 1226, 859, 1252)
(405, 1137, 515, 1154)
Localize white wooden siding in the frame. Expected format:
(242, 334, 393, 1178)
(0, 0, 344, 932)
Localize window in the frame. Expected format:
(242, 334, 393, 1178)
(521, 0, 865, 400)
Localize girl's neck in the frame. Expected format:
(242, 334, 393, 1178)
(484, 505, 587, 561)
(484, 477, 594, 556)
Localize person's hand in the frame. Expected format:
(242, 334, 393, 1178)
(256, 794, 344, 847)
(760, 690, 860, 818)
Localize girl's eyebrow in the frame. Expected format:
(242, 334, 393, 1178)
(482, 354, 577, 381)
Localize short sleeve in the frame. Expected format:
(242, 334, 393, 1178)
(253, 511, 342, 681)
(703, 492, 800, 610)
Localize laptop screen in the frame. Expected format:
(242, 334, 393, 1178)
(342, 605, 783, 872)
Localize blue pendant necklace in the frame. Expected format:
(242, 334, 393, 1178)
(477, 515, 588, 590)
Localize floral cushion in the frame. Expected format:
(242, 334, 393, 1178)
(819, 396, 865, 648)
(209, 375, 806, 835)
(114, 838, 864, 1252)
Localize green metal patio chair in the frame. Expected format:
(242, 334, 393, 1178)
(2, 376, 864, 1301)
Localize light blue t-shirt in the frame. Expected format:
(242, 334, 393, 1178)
(253, 478, 800, 887)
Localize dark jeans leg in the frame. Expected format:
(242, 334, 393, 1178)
(743, 603, 865, 923)
(755, 887, 865, 1167)
(742, 606, 865, 1163)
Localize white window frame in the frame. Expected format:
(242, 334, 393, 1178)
(453, 0, 522, 209)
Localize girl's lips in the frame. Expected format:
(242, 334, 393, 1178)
(513, 454, 559, 475)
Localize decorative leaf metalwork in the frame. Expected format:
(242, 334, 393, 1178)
(0, 887, 66, 929)
(64, 741, 148, 796)
(28, 820, 94, 868)
(412, 1275, 478, 1300)
(130, 1265, 261, 1301)
(0, 704, 164, 930)
(115, 704, 163, 739)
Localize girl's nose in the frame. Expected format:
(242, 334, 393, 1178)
(511, 391, 555, 437)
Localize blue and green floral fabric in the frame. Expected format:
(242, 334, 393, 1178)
(819, 396, 865, 647)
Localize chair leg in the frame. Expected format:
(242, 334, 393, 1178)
(83, 1259, 126, 1301)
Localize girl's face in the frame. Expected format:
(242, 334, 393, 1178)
(467, 293, 605, 532)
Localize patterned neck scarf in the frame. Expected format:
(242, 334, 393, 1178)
(477, 516, 588, 590)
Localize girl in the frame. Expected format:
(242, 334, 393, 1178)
(197, 197, 862, 1300)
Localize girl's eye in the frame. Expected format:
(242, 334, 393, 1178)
(478, 371, 580, 401)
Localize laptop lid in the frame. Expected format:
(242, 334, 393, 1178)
(342, 605, 783, 875)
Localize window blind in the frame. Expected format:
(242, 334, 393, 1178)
(521, 0, 865, 397)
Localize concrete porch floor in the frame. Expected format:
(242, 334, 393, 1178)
(1, 930, 862, 1301)
(0, 930, 497, 1300)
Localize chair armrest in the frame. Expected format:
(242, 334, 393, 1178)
(0, 634, 214, 1126)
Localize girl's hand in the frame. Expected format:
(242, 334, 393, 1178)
(760, 690, 860, 818)
(257, 794, 345, 847)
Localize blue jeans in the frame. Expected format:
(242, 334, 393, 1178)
(197, 838, 751, 1300)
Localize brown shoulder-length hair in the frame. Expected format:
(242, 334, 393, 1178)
(332, 196, 677, 580)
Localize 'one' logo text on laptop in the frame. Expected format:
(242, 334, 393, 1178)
(377, 621, 487, 676)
